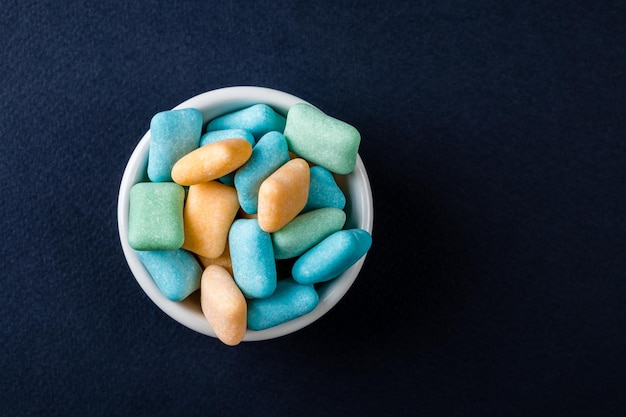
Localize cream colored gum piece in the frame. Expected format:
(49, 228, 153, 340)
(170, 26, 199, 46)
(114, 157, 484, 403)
(197, 244, 233, 276)
(182, 181, 239, 258)
(200, 265, 247, 346)
(257, 158, 310, 233)
(171, 138, 252, 186)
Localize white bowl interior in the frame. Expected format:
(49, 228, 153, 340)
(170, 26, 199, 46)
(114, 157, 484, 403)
(118, 86, 373, 341)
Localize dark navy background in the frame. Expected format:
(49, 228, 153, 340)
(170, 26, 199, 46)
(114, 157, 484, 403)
(1, 1, 625, 416)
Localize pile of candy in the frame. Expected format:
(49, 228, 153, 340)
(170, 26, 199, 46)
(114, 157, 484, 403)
(128, 102, 372, 345)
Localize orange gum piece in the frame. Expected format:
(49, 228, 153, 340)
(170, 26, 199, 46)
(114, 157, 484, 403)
(172, 138, 252, 186)
(182, 181, 239, 258)
(200, 265, 247, 346)
(257, 158, 310, 233)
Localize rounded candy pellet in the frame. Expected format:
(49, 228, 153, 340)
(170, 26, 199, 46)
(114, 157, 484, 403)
(182, 181, 239, 259)
(200, 265, 247, 346)
(200, 128, 255, 148)
(303, 166, 346, 212)
(247, 279, 319, 331)
(206, 104, 286, 139)
(148, 108, 202, 182)
(292, 228, 372, 285)
(228, 219, 277, 299)
(257, 158, 310, 233)
(171, 138, 252, 186)
(272, 207, 346, 260)
(136, 249, 202, 302)
(128, 182, 185, 251)
(234, 131, 290, 214)
(283, 103, 360, 175)
(199, 130, 255, 186)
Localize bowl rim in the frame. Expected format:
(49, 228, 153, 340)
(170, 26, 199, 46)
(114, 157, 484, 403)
(117, 86, 373, 341)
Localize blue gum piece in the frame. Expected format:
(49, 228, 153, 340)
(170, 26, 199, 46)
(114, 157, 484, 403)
(206, 104, 286, 139)
(199, 128, 255, 148)
(303, 166, 346, 212)
(292, 229, 372, 285)
(147, 108, 202, 182)
(135, 249, 202, 302)
(247, 279, 319, 331)
(234, 131, 290, 214)
(228, 219, 277, 299)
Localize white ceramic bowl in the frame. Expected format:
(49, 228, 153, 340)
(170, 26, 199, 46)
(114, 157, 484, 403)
(118, 86, 374, 341)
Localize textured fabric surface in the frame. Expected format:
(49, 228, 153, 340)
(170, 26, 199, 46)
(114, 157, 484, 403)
(1, 1, 625, 416)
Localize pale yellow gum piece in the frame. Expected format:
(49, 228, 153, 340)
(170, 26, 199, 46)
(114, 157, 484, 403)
(172, 138, 252, 186)
(200, 265, 247, 346)
(257, 158, 310, 233)
(197, 244, 233, 276)
(182, 181, 239, 258)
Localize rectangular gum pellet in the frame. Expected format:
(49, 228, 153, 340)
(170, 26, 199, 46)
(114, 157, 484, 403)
(128, 182, 185, 251)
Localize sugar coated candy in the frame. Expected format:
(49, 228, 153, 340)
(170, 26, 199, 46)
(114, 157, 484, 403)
(206, 104, 286, 139)
(303, 166, 346, 212)
(171, 138, 252, 186)
(247, 279, 319, 331)
(257, 158, 310, 233)
(272, 207, 346, 259)
(234, 131, 290, 214)
(228, 219, 277, 299)
(128, 182, 185, 251)
(148, 108, 202, 182)
(198, 129, 256, 186)
(136, 249, 202, 302)
(283, 103, 360, 175)
(292, 229, 372, 285)
(200, 265, 247, 346)
(182, 181, 239, 259)
(200, 128, 255, 148)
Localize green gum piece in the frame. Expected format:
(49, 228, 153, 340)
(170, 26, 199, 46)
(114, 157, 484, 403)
(271, 207, 346, 259)
(283, 103, 361, 175)
(128, 182, 185, 251)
